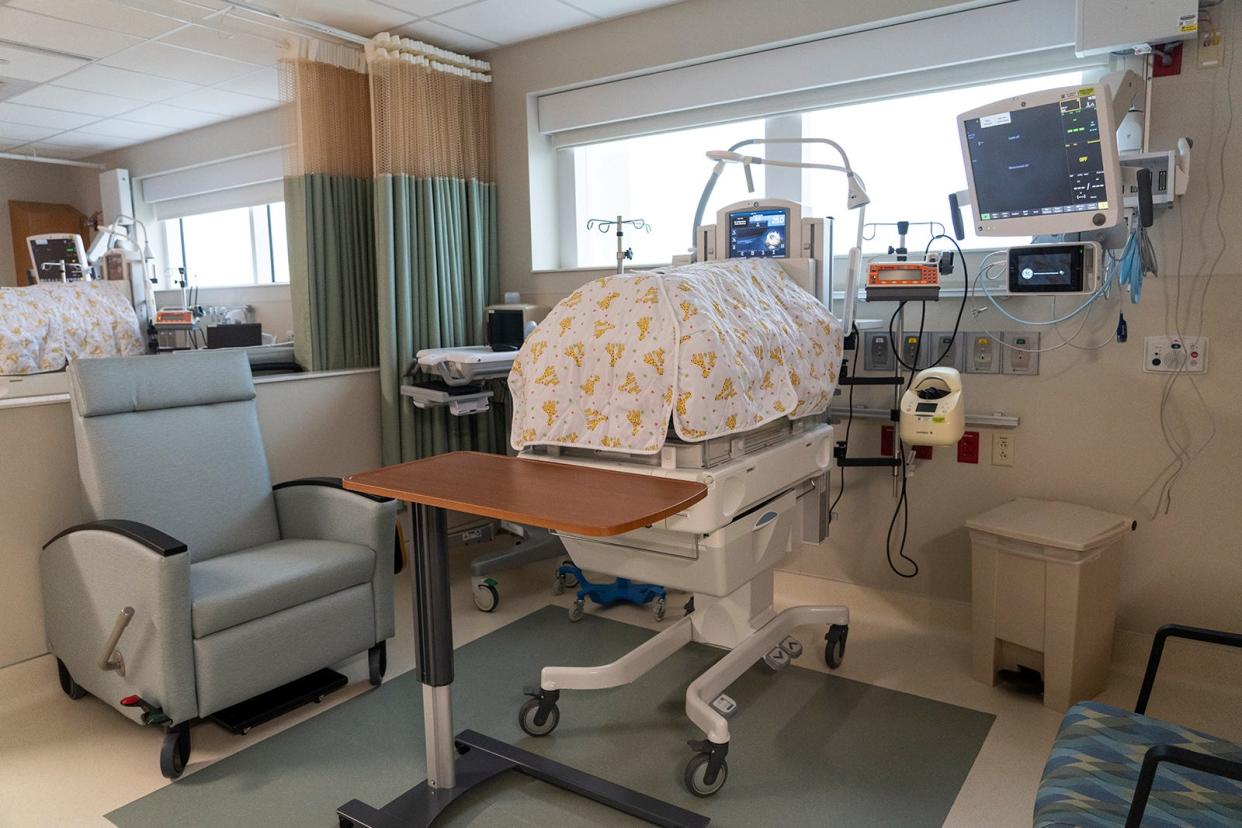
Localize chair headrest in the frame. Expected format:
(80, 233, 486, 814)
(69, 352, 256, 418)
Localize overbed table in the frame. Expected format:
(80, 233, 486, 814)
(336, 451, 710, 828)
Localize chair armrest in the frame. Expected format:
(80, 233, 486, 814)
(1136, 624, 1242, 714)
(41, 522, 196, 724)
(273, 481, 399, 643)
(44, 519, 187, 556)
(1125, 744, 1242, 828)
(273, 476, 393, 503)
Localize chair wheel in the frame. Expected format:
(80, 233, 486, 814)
(568, 599, 585, 622)
(368, 641, 387, 687)
(518, 696, 560, 737)
(473, 582, 499, 612)
(683, 752, 728, 797)
(825, 624, 848, 670)
(160, 726, 191, 780)
(56, 658, 86, 700)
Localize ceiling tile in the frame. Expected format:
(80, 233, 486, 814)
(6, 0, 186, 39)
(168, 86, 275, 117)
(393, 20, 497, 54)
(101, 42, 259, 85)
(0, 42, 89, 83)
(7, 84, 146, 118)
(0, 121, 59, 145)
(378, 0, 480, 17)
(0, 101, 99, 129)
(117, 103, 223, 129)
(55, 64, 199, 102)
(559, 0, 678, 18)
(215, 68, 280, 101)
(72, 119, 179, 141)
(157, 20, 290, 67)
(41, 130, 132, 150)
(254, 0, 417, 36)
(432, 0, 594, 44)
(0, 8, 144, 60)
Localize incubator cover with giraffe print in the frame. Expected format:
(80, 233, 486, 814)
(508, 258, 843, 454)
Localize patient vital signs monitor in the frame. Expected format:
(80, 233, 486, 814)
(957, 84, 1122, 237)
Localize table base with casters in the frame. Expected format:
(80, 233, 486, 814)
(336, 452, 712, 828)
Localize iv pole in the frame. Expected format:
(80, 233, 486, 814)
(586, 215, 651, 274)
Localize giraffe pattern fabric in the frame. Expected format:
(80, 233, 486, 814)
(509, 258, 843, 454)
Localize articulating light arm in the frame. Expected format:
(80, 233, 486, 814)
(692, 137, 871, 330)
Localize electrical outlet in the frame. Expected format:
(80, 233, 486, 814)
(862, 331, 896, 372)
(992, 433, 1014, 467)
(965, 333, 1000, 374)
(1144, 336, 1208, 374)
(1199, 27, 1224, 69)
(900, 333, 931, 370)
(1002, 332, 1040, 375)
(957, 431, 980, 464)
(928, 331, 962, 370)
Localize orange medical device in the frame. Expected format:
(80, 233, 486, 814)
(865, 261, 941, 301)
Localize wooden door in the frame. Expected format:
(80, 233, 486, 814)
(8, 200, 92, 285)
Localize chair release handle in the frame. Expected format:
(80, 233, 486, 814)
(99, 606, 135, 677)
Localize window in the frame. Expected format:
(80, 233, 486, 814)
(801, 70, 1087, 254)
(570, 119, 767, 268)
(161, 203, 290, 288)
(564, 69, 1087, 267)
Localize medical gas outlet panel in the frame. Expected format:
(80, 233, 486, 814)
(861, 331, 1040, 375)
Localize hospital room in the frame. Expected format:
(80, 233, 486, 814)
(1, 0, 1239, 825)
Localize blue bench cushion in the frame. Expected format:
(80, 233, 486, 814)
(191, 539, 376, 638)
(1035, 701, 1242, 827)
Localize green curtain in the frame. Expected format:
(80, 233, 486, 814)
(375, 174, 504, 463)
(285, 174, 378, 371)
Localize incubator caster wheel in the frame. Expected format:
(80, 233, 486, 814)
(518, 690, 560, 737)
(56, 658, 87, 700)
(473, 580, 499, 613)
(824, 624, 849, 670)
(568, 599, 585, 622)
(683, 741, 729, 797)
(159, 725, 191, 780)
(653, 596, 666, 622)
(368, 640, 387, 687)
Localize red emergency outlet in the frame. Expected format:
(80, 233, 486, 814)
(957, 431, 980, 464)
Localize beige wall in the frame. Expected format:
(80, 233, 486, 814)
(0, 158, 99, 287)
(0, 369, 382, 668)
(485, 1, 1242, 635)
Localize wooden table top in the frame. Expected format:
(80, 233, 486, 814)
(343, 451, 708, 537)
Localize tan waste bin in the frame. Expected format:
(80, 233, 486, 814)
(967, 498, 1132, 712)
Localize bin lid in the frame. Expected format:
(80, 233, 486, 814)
(965, 498, 1132, 551)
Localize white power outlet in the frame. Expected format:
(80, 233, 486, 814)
(992, 433, 1014, 467)
(1144, 336, 1208, 374)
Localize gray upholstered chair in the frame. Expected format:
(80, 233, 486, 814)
(41, 351, 397, 779)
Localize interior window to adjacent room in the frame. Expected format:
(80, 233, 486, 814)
(800, 70, 1087, 254)
(160, 203, 290, 288)
(570, 119, 767, 268)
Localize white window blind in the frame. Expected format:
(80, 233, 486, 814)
(141, 148, 284, 220)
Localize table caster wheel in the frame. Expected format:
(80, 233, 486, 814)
(160, 725, 191, 780)
(552, 573, 566, 595)
(683, 752, 728, 797)
(518, 695, 560, 737)
(473, 581, 499, 612)
(825, 623, 848, 669)
(653, 596, 666, 622)
(568, 599, 585, 622)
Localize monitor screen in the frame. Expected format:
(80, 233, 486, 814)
(963, 93, 1109, 222)
(1008, 244, 1085, 293)
(727, 208, 788, 258)
(29, 235, 85, 271)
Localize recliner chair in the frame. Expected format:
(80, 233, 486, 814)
(41, 351, 398, 778)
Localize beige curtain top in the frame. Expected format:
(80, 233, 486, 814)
(281, 54, 373, 179)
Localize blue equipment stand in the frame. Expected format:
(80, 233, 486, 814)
(556, 564, 668, 622)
